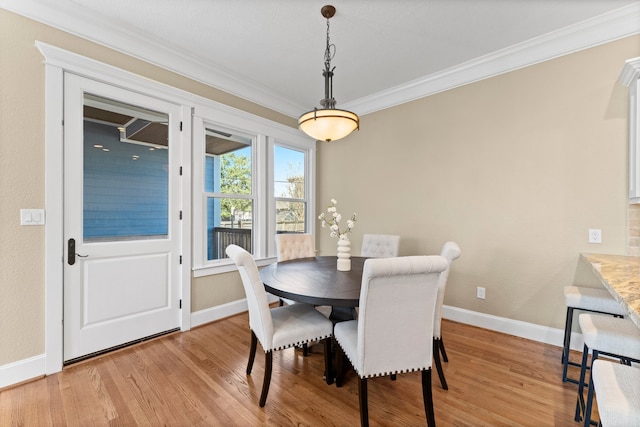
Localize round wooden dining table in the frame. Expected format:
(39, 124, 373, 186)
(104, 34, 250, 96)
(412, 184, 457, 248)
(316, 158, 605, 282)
(259, 256, 366, 321)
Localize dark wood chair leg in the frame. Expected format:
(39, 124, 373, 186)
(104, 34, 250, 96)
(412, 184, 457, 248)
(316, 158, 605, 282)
(422, 369, 436, 427)
(439, 337, 448, 363)
(279, 298, 284, 306)
(247, 330, 258, 375)
(390, 374, 397, 381)
(336, 344, 345, 387)
(433, 338, 448, 390)
(358, 377, 369, 427)
(302, 343, 309, 356)
(323, 338, 333, 385)
(259, 350, 273, 407)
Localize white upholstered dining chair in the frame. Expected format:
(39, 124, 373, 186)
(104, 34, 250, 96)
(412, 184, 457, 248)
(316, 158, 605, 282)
(274, 233, 316, 307)
(360, 234, 400, 258)
(433, 241, 461, 390)
(333, 255, 448, 427)
(275, 233, 316, 262)
(274, 233, 321, 352)
(225, 244, 334, 407)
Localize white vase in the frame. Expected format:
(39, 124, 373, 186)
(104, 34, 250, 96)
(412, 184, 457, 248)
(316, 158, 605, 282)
(337, 235, 351, 271)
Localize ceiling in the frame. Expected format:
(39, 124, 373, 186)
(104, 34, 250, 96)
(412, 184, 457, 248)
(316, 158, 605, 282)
(3, 0, 640, 118)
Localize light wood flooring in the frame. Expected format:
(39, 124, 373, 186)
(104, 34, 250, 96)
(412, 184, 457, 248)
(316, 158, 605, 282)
(0, 313, 590, 426)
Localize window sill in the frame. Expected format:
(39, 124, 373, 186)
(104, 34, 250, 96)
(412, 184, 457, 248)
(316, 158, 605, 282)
(192, 256, 277, 277)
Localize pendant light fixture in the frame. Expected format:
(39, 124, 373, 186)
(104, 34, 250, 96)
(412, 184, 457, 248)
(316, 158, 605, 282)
(298, 5, 359, 142)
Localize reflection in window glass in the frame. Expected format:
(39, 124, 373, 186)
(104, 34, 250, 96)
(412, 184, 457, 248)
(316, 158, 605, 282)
(204, 128, 253, 259)
(83, 94, 169, 242)
(275, 146, 306, 233)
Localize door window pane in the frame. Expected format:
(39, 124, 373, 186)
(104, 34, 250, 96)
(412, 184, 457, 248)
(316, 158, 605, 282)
(83, 94, 169, 241)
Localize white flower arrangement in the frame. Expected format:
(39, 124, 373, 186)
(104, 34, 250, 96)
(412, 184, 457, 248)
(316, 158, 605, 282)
(318, 198, 357, 240)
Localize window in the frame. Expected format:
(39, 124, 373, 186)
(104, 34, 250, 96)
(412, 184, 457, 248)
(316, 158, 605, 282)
(193, 107, 315, 276)
(204, 127, 253, 260)
(275, 145, 307, 233)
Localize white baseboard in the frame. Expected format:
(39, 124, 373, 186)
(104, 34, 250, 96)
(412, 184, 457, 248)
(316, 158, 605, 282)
(190, 294, 279, 328)
(0, 354, 46, 389)
(191, 299, 249, 328)
(1, 303, 579, 390)
(442, 305, 584, 352)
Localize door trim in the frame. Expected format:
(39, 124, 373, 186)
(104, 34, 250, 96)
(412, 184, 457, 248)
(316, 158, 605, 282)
(39, 42, 192, 374)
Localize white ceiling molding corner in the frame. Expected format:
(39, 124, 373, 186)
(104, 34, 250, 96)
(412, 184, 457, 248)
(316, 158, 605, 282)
(343, 3, 640, 116)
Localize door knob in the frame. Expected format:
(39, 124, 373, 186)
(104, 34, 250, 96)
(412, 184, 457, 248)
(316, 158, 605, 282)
(68, 238, 88, 265)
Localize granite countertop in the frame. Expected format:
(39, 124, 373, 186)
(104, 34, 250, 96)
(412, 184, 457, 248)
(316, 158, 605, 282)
(581, 253, 640, 329)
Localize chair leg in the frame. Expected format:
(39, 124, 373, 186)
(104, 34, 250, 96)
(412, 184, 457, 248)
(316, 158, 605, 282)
(575, 344, 590, 422)
(562, 307, 574, 382)
(259, 350, 273, 407)
(433, 338, 448, 390)
(439, 337, 448, 363)
(323, 338, 333, 385)
(358, 377, 369, 427)
(302, 343, 309, 356)
(390, 374, 397, 381)
(422, 369, 436, 427)
(336, 344, 346, 387)
(247, 330, 258, 375)
(583, 351, 599, 427)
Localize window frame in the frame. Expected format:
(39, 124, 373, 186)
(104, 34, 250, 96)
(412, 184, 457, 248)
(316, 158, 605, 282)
(192, 106, 315, 276)
(271, 142, 313, 235)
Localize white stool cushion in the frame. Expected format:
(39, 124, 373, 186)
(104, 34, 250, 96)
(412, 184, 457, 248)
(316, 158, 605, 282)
(564, 286, 626, 315)
(578, 314, 640, 360)
(592, 360, 640, 427)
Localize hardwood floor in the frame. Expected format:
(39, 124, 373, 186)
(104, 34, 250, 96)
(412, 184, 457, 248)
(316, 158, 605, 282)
(1, 314, 589, 426)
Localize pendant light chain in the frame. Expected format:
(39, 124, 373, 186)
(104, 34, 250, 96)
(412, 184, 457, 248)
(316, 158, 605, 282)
(324, 17, 335, 69)
(297, 5, 359, 142)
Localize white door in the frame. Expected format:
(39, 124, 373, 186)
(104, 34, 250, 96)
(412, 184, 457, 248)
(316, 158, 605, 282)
(63, 74, 183, 362)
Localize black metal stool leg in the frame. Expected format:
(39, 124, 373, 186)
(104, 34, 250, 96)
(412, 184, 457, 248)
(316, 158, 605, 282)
(575, 344, 590, 422)
(562, 307, 574, 382)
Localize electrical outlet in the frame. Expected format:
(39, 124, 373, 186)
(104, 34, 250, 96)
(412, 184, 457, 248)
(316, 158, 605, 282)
(476, 286, 486, 300)
(589, 229, 602, 244)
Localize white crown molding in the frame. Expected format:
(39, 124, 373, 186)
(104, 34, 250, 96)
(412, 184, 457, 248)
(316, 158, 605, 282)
(0, 0, 305, 118)
(2, 1, 639, 118)
(343, 3, 640, 115)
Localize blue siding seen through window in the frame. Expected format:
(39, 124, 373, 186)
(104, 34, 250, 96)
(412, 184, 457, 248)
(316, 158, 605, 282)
(83, 121, 168, 240)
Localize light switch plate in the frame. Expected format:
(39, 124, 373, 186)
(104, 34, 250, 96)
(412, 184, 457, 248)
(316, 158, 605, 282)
(20, 209, 45, 225)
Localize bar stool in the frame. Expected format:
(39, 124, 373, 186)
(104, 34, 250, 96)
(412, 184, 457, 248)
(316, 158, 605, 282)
(591, 359, 640, 427)
(574, 314, 640, 426)
(562, 286, 625, 383)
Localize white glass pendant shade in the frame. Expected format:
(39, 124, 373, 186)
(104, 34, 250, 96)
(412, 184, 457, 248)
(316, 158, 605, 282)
(298, 108, 359, 142)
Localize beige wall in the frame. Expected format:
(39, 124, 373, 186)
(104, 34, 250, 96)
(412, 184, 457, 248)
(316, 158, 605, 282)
(317, 35, 640, 329)
(0, 9, 293, 366)
(1, 5, 639, 369)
